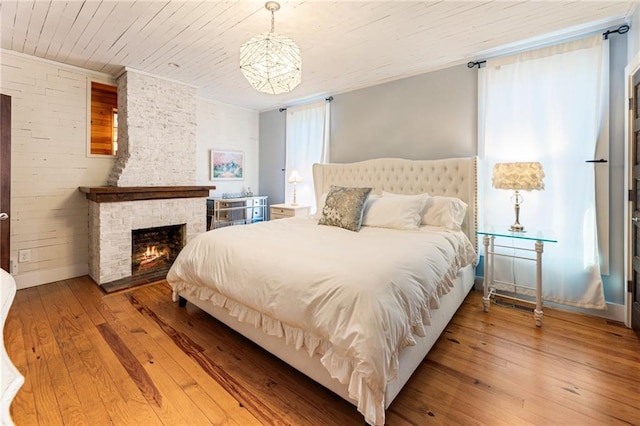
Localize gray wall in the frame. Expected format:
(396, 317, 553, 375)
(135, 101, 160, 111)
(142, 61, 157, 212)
(258, 63, 477, 206)
(258, 36, 628, 306)
(603, 34, 627, 305)
(329, 64, 476, 162)
(259, 109, 286, 206)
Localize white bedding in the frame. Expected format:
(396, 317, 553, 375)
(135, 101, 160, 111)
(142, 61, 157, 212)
(166, 217, 477, 425)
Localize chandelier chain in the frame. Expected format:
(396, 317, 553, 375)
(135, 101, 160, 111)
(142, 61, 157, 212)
(271, 10, 275, 33)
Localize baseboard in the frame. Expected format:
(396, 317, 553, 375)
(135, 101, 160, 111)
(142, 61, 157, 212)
(14, 263, 89, 290)
(474, 277, 626, 323)
(542, 299, 626, 323)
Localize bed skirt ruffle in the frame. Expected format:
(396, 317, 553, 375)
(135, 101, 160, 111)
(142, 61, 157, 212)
(169, 245, 474, 426)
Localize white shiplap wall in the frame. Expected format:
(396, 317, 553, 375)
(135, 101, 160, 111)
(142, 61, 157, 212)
(196, 97, 259, 198)
(0, 50, 261, 289)
(0, 50, 115, 289)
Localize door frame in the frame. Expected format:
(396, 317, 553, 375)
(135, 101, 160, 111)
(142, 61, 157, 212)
(0, 94, 10, 272)
(625, 52, 640, 329)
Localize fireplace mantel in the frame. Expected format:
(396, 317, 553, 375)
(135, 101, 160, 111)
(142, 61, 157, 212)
(79, 185, 216, 203)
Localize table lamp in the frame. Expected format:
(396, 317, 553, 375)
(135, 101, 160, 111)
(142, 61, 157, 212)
(492, 162, 545, 232)
(288, 170, 303, 206)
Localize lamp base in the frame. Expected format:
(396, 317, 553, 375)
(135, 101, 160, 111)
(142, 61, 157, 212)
(509, 224, 525, 233)
(509, 191, 526, 233)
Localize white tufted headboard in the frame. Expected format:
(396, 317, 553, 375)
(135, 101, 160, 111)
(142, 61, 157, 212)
(313, 157, 478, 248)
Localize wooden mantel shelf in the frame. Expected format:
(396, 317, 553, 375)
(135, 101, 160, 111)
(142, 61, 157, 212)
(79, 186, 216, 203)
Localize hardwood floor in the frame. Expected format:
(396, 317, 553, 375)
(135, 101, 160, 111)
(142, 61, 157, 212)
(5, 276, 640, 425)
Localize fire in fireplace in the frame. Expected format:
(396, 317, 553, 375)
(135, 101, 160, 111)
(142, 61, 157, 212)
(132, 224, 185, 276)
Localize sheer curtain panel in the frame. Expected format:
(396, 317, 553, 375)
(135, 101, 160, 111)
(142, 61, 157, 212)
(285, 100, 330, 212)
(480, 35, 607, 309)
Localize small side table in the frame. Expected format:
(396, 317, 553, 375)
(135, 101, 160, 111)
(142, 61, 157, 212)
(476, 227, 557, 327)
(270, 203, 310, 220)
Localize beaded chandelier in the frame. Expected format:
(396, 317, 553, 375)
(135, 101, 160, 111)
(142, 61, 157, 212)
(239, 1, 301, 95)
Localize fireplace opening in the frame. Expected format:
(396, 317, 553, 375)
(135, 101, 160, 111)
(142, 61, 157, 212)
(132, 224, 185, 277)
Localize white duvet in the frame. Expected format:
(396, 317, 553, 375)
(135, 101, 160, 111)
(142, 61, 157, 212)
(166, 217, 477, 425)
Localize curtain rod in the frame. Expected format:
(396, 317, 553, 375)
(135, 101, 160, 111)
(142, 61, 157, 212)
(603, 24, 629, 40)
(279, 96, 333, 112)
(467, 24, 630, 69)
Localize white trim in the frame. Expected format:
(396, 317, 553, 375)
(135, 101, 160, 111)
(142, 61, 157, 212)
(623, 51, 640, 328)
(272, 93, 334, 113)
(14, 263, 89, 290)
(195, 95, 256, 112)
(475, 280, 625, 322)
(116, 66, 198, 89)
(545, 300, 626, 323)
(254, 19, 631, 114)
(0, 48, 113, 80)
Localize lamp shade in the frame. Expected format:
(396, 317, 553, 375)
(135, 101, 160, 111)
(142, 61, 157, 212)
(492, 162, 545, 191)
(288, 169, 302, 183)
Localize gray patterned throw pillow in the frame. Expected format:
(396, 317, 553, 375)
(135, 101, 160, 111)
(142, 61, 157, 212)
(318, 186, 372, 232)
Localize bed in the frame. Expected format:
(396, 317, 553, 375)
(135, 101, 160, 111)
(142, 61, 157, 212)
(166, 156, 478, 426)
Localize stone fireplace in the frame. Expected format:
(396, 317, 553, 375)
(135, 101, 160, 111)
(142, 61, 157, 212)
(80, 69, 214, 292)
(81, 188, 211, 292)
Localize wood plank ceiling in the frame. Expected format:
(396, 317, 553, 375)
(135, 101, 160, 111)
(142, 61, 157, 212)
(0, 1, 636, 111)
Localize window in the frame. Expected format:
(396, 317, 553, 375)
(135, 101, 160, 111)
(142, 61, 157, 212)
(90, 82, 118, 155)
(285, 100, 331, 212)
(479, 35, 608, 309)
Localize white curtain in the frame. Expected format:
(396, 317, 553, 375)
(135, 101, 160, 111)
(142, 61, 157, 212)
(285, 100, 330, 212)
(480, 35, 607, 309)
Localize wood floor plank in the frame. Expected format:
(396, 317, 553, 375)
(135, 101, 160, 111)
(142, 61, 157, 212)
(25, 285, 90, 425)
(36, 282, 113, 425)
(392, 350, 532, 425)
(387, 377, 525, 426)
(17, 287, 65, 425)
(128, 287, 337, 425)
(103, 292, 260, 425)
(55, 279, 164, 424)
(5, 278, 640, 426)
(445, 319, 640, 419)
(112, 300, 260, 425)
(65, 275, 119, 324)
(446, 301, 640, 424)
(135, 282, 362, 425)
(468, 297, 639, 352)
(451, 307, 640, 402)
(4, 292, 37, 425)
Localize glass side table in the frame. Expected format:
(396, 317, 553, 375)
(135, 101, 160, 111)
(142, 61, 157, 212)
(476, 226, 558, 327)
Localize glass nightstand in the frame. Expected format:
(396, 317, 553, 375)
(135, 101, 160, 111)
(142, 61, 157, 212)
(476, 226, 557, 327)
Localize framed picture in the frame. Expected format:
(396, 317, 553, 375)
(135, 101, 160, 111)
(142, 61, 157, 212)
(211, 150, 244, 180)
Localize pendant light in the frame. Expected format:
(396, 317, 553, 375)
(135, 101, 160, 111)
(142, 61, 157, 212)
(239, 1, 301, 95)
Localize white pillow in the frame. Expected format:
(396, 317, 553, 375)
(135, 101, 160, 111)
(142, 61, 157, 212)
(364, 193, 427, 230)
(381, 191, 467, 230)
(421, 196, 468, 230)
(314, 193, 328, 219)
